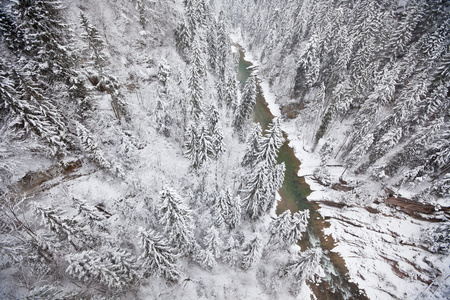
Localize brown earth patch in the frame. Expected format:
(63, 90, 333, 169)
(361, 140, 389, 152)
(280, 102, 305, 119)
(385, 196, 450, 222)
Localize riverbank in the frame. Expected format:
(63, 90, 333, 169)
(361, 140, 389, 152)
(235, 43, 450, 300)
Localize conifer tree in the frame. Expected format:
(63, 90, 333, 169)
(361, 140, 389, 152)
(268, 210, 293, 248)
(174, 21, 191, 55)
(80, 12, 108, 74)
(66, 248, 137, 289)
(204, 226, 222, 259)
(242, 124, 263, 168)
(76, 122, 111, 169)
(11, 0, 74, 82)
(2, 69, 69, 155)
(242, 163, 269, 219)
(234, 75, 257, 139)
(258, 118, 285, 166)
(213, 188, 241, 229)
(241, 234, 263, 270)
(225, 75, 238, 110)
(188, 39, 205, 121)
(281, 248, 322, 282)
(158, 186, 194, 254)
(138, 228, 181, 282)
(222, 236, 240, 267)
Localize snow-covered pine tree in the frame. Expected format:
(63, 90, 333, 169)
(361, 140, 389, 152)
(192, 243, 217, 270)
(241, 233, 263, 270)
(227, 195, 242, 229)
(79, 12, 108, 74)
(11, 0, 75, 83)
(157, 59, 171, 93)
(158, 186, 194, 254)
(2, 70, 69, 155)
(188, 38, 205, 121)
(203, 226, 222, 259)
(225, 75, 238, 110)
(210, 123, 225, 159)
(76, 122, 111, 169)
(242, 163, 269, 219)
(66, 248, 137, 289)
(281, 248, 322, 282)
(257, 118, 285, 166)
(267, 210, 293, 248)
(213, 188, 241, 229)
(136, 0, 149, 30)
(174, 21, 191, 56)
(222, 235, 240, 267)
(138, 228, 181, 282)
(206, 19, 218, 71)
(216, 11, 229, 78)
(33, 203, 91, 249)
(185, 122, 214, 169)
(72, 197, 106, 231)
(0, 7, 23, 53)
(185, 0, 200, 34)
(154, 100, 172, 137)
(242, 124, 263, 168)
(233, 74, 257, 140)
(287, 210, 309, 244)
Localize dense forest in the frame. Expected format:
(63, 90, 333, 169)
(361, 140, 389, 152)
(0, 0, 448, 299)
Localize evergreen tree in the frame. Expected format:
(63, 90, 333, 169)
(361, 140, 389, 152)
(0, 7, 23, 53)
(138, 228, 181, 282)
(76, 122, 111, 169)
(222, 236, 240, 267)
(79, 12, 108, 74)
(66, 248, 137, 289)
(213, 188, 241, 229)
(258, 118, 285, 166)
(241, 234, 263, 270)
(188, 39, 205, 121)
(242, 163, 269, 219)
(287, 210, 309, 245)
(192, 243, 217, 270)
(185, 122, 214, 169)
(206, 19, 218, 70)
(158, 186, 194, 254)
(281, 248, 322, 282)
(242, 124, 262, 168)
(210, 123, 225, 159)
(233, 75, 257, 139)
(1, 69, 69, 155)
(225, 75, 238, 110)
(11, 0, 74, 82)
(174, 21, 191, 55)
(267, 210, 293, 248)
(33, 203, 91, 248)
(136, 0, 149, 30)
(203, 226, 222, 259)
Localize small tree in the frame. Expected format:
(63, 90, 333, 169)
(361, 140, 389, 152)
(204, 227, 222, 259)
(234, 75, 257, 139)
(241, 234, 263, 270)
(66, 248, 137, 289)
(281, 248, 322, 282)
(138, 228, 181, 282)
(158, 186, 194, 254)
(222, 236, 240, 267)
(79, 12, 108, 74)
(242, 124, 263, 168)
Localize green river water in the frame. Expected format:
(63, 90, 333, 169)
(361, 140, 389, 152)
(237, 47, 367, 300)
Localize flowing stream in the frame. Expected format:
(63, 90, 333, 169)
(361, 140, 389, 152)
(236, 47, 368, 300)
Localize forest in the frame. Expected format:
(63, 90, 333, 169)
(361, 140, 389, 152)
(0, 0, 448, 299)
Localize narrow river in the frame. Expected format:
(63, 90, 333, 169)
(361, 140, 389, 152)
(236, 48, 368, 300)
